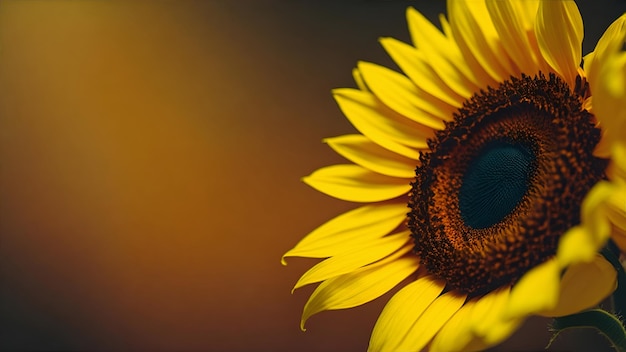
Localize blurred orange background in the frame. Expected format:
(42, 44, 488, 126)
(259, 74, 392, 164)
(0, 1, 624, 351)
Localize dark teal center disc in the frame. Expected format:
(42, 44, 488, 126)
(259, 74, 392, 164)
(459, 141, 534, 229)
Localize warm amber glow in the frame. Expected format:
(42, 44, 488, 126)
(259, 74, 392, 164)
(0, 1, 623, 351)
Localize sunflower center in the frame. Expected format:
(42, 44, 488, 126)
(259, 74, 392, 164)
(408, 73, 607, 297)
(459, 141, 534, 229)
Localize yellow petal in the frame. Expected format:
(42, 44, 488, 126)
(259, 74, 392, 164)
(485, 0, 538, 75)
(429, 300, 476, 352)
(539, 255, 617, 317)
(303, 164, 411, 203)
(585, 13, 626, 78)
(512, 0, 540, 32)
(396, 291, 466, 352)
(589, 24, 626, 152)
(352, 67, 368, 92)
(358, 61, 452, 127)
(325, 135, 416, 178)
(535, 0, 583, 87)
(470, 286, 511, 338)
(333, 88, 430, 159)
(380, 37, 466, 105)
(406, 7, 480, 97)
(293, 231, 410, 290)
(580, 180, 614, 247)
(447, 0, 512, 84)
(368, 276, 445, 352)
(300, 248, 419, 330)
(607, 141, 626, 181)
(282, 202, 408, 264)
(466, 286, 524, 346)
(481, 317, 524, 347)
(505, 259, 560, 319)
(583, 51, 596, 73)
(557, 226, 597, 267)
(606, 180, 626, 232)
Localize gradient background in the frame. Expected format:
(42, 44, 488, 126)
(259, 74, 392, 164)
(1, 1, 625, 351)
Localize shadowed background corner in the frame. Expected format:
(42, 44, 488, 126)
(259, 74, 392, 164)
(0, 0, 623, 351)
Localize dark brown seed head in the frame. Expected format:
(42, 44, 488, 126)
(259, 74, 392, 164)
(408, 73, 607, 298)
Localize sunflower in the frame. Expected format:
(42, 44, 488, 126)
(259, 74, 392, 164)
(283, 1, 626, 351)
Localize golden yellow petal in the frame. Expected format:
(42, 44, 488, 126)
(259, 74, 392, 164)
(333, 88, 430, 159)
(535, 0, 583, 87)
(539, 255, 617, 317)
(352, 67, 368, 92)
(380, 37, 466, 105)
(396, 291, 466, 352)
(467, 286, 525, 347)
(583, 51, 596, 72)
(579, 180, 614, 247)
(585, 13, 626, 78)
(358, 61, 454, 126)
(589, 24, 626, 152)
(303, 164, 411, 203)
(606, 180, 626, 232)
(512, 0, 540, 32)
(606, 141, 626, 181)
(325, 135, 416, 178)
(557, 226, 598, 267)
(481, 317, 524, 347)
(405, 7, 479, 98)
(282, 202, 408, 264)
(300, 247, 418, 330)
(447, 0, 513, 84)
(293, 231, 411, 291)
(368, 276, 445, 352)
(429, 299, 476, 352)
(504, 259, 560, 319)
(485, 0, 537, 75)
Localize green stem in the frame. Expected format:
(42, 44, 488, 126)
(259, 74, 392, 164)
(549, 309, 626, 352)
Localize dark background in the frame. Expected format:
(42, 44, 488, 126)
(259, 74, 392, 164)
(1, 1, 624, 351)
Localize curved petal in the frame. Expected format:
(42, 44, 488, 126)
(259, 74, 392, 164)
(325, 135, 417, 178)
(486, 0, 540, 75)
(396, 291, 466, 352)
(606, 180, 626, 232)
(429, 300, 476, 352)
(300, 246, 419, 330)
(585, 13, 626, 79)
(406, 7, 480, 97)
(557, 226, 598, 267)
(352, 67, 368, 92)
(380, 37, 466, 105)
(512, 0, 540, 32)
(505, 259, 560, 319)
(589, 27, 626, 154)
(303, 164, 411, 203)
(579, 180, 614, 248)
(282, 202, 408, 264)
(293, 232, 411, 290)
(607, 141, 626, 181)
(539, 255, 617, 317)
(447, 0, 513, 85)
(358, 62, 453, 127)
(333, 88, 429, 159)
(535, 0, 583, 87)
(368, 276, 445, 352)
(464, 286, 525, 346)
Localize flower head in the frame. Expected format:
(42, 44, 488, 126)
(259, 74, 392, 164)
(284, 1, 626, 350)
